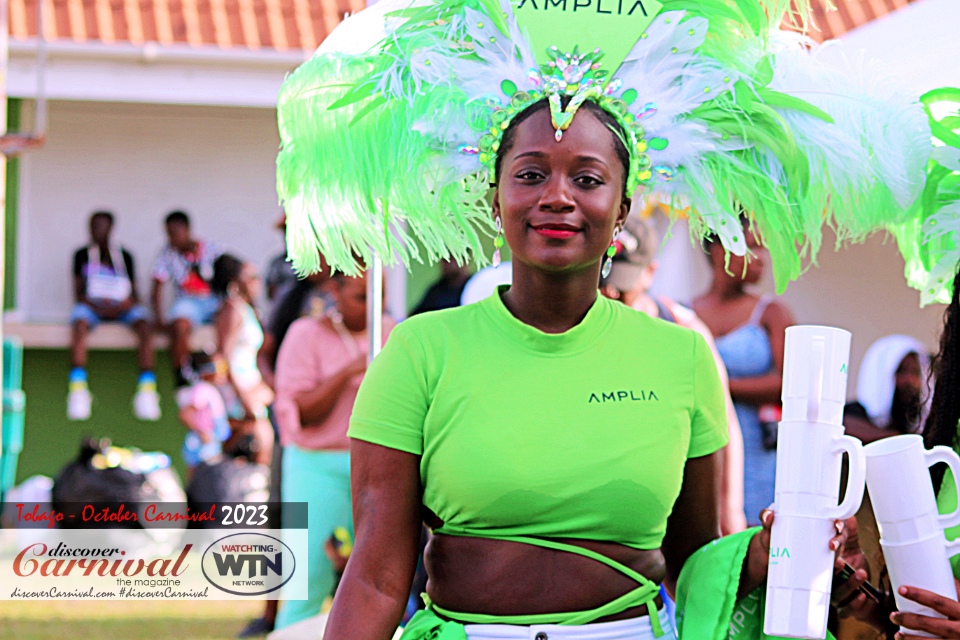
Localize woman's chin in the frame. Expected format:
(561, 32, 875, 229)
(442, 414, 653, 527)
(517, 253, 598, 275)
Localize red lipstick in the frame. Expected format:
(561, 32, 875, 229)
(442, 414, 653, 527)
(531, 223, 580, 240)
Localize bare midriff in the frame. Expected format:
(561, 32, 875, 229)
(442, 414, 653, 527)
(424, 531, 666, 624)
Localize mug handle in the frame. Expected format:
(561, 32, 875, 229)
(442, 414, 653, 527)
(826, 435, 866, 520)
(926, 445, 960, 530)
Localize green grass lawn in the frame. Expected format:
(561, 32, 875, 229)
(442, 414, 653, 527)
(3, 350, 269, 639)
(0, 599, 263, 639)
(13, 349, 190, 487)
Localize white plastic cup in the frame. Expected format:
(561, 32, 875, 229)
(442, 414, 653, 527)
(764, 452, 865, 639)
(781, 326, 851, 426)
(865, 435, 960, 543)
(774, 422, 866, 517)
(765, 324, 861, 639)
(882, 533, 960, 637)
(764, 514, 837, 639)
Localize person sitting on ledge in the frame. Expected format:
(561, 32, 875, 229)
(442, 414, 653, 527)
(68, 210, 159, 421)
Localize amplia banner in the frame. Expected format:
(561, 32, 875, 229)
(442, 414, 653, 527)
(0, 502, 308, 600)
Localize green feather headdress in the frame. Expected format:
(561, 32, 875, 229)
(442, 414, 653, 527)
(277, 0, 937, 294)
(890, 89, 960, 306)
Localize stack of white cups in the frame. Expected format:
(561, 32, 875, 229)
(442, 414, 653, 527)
(764, 326, 866, 639)
(865, 435, 960, 637)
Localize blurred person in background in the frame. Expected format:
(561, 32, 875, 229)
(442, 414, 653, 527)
(241, 253, 333, 638)
(151, 210, 224, 387)
(693, 220, 794, 526)
(843, 335, 931, 444)
(460, 261, 514, 306)
(272, 270, 394, 629)
(834, 269, 960, 637)
(257, 254, 334, 390)
(600, 216, 746, 534)
(411, 258, 472, 314)
(68, 210, 159, 421)
(264, 212, 298, 306)
(177, 351, 231, 477)
(211, 254, 274, 466)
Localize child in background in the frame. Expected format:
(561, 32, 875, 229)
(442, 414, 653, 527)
(177, 351, 232, 472)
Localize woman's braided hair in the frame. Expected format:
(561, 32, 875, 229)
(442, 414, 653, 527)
(924, 263, 960, 491)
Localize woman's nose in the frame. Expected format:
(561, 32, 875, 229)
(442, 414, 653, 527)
(539, 176, 575, 212)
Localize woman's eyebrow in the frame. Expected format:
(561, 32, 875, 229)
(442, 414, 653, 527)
(513, 151, 547, 160)
(512, 151, 609, 165)
(574, 154, 608, 165)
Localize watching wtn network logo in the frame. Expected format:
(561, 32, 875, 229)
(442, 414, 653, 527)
(201, 533, 296, 596)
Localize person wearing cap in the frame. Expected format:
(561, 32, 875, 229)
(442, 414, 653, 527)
(601, 217, 747, 534)
(842, 335, 931, 444)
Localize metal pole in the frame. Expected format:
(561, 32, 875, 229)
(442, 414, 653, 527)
(367, 251, 383, 363)
(0, 0, 9, 458)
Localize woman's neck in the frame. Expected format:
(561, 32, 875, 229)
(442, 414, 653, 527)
(330, 311, 366, 335)
(708, 276, 746, 301)
(501, 262, 600, 334)
(229, 291, 252, 306)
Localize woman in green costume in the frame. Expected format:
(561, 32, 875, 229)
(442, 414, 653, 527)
(321, 97, 853, 640)
(273, 0, 951, 635)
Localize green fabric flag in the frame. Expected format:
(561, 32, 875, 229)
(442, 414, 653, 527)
(675, 529, 837, 640)
(511, 0, 662, 72)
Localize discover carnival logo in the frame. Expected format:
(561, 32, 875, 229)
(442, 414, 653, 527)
(201, 533, 296, 596)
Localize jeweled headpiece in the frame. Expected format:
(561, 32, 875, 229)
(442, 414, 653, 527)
(277, 0, 949, 297)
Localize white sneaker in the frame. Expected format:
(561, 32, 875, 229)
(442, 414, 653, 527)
(67, 389, 92, 421)
(133, 389, 162, 421)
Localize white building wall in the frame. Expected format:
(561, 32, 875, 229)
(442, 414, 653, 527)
(15, 99, 287, 322)
(834, 0, 960, 95)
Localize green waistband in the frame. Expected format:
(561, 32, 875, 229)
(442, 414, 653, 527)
(425, 532, 664, 636)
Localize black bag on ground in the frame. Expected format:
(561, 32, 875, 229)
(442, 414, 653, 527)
(52, 438, 186, 528)
(186, 457, 271, 529)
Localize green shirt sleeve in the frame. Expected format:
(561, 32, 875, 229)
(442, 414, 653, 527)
(937, 466, 960, 579)
(688, 331, 730, 459)
(348, 323, 429, 455)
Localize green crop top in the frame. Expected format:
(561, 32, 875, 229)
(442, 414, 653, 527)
(350, 286, 729, 550)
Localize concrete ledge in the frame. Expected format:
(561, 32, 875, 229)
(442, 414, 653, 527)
(5, 322, 217, 351)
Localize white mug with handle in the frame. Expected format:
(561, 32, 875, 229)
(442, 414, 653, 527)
(764, 325, 866, 639)
(882, 533, 960, 638)
(866, 435, 960, 542)
(866, 434, 960, 637)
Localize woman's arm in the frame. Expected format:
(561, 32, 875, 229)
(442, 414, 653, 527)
(257, 333, 278, 390)
(842, 415, 894, 444)
(295, 354, 366, 425)
(661, 452, 722, 596)
(324, 440, 423, 640)
(681, 311, 747, 533)
(727, 301, 795, 405)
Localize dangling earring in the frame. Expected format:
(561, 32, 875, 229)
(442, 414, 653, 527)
(601, 230, 619, 279)
(492, 216, 504, 268)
